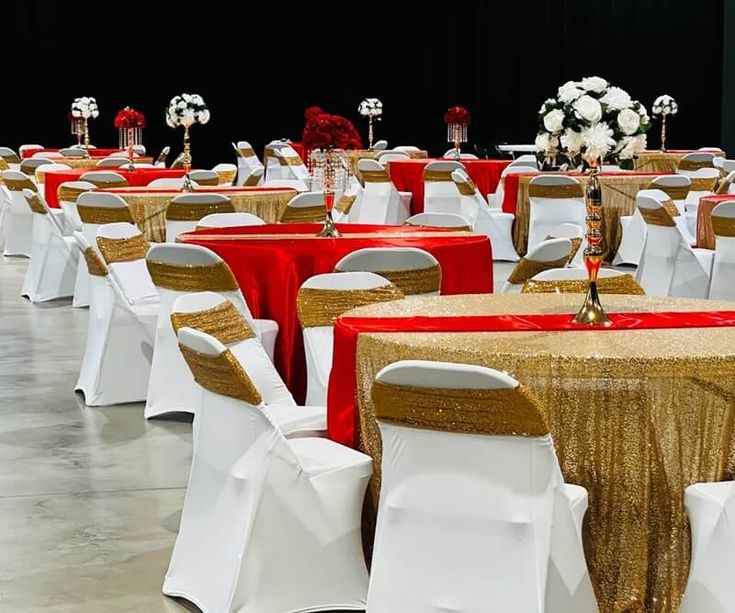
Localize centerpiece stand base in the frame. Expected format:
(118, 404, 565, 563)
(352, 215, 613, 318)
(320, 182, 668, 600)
(316, 211, 340, 238)
(573, 281, 612, 326)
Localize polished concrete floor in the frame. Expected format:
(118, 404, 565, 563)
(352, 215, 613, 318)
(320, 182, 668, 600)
(0, 257, 530, 611)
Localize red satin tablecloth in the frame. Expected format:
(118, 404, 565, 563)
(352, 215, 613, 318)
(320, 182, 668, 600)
(389, 159, 511, 214)
(697, 193, 735, 249)
(22, 148, 127, 159)
(44, 168, 187, 207)
(180, 223, 493, 402)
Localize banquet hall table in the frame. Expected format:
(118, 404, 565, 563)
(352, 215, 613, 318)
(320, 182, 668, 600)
(634, 149, 725, 173)
(389, 158, 511, 215)
(98, 186, 297, 241)
(502, 171, 666, 257)
(44, 167, 186, 207)
(696, 193, 734, 249)
(21, 148, 129, 159)
(327, 292, 735, 613)
(36, 157, 154, 172)
(180, 223, 493, 402)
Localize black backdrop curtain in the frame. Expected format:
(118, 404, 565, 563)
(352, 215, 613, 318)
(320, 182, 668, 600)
(6, 0, 725, 166)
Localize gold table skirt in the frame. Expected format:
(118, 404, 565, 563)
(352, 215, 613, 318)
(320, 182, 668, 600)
(349, 293, 735, 613)
(37, 156, 154, 171)
(108, 188, 296, 241)
(634, 150, 725, 174)
(512, 173, 660, 258)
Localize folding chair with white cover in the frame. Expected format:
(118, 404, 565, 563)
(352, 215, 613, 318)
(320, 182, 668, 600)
(488, 164, 540, 209)
(212, 163, 237, 185)
(707, 200, 735, 299)
(279, 191, 326, 224)
(372, 139, 388, 151)
(196, 212, 266, 230)
(75, 192, 135, 308)
(234, 140, 264, 185)
(442, 149, 478, 159)
(423, 160, 464, 216)
(365, 360, 597, 612)
(271, 146, 310, 183)
(147, 177, 189, 189)
(79, 171, 129, 189)
(452, 168, 519, 261)
(635, 193, 712, 297)
(20, 190, 78, 302)
(163, 326, 372, 613)
(73, 230, 156, 406)
(145, 243, 278, 418)
(502, 237, 573, 293)
(170, 292, 325, 435)
(188, 169, 219, 186)
(95, 157, 128, 168)
(165, 193, 234, 241)
(546, 222, 585, 268)
(335, 247, 441, 296)
(3, 170, 39, 257)
(349, 160, 408, 224)
(527, 176, 586, 251)
(240, 166, 264, 187)
(297, 272, 404, 406)
(522, 266, 644, 295)
(405, 211, 472, 230)
(155, 146, 170, 167)
(678, 481, 735, 613)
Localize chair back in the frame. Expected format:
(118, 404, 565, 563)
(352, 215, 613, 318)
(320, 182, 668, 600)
(279, 191, 326, 223)
(96, 157, 128, 168)
(212, 163, 237, 185)
(527, 175, 585, 251)
(405, 212, 472, 231)
(708, 200, 735, 299)
(188, 170, 220, 186)
(503, 237, 572, 291)
(59, 147, 86, 157)
(79, 171, 129, 188)
(155, 146, 170, 167)
(352, 159, 403, 224)
(0, 147, 21, 165)
(372, 139, 388, 151)
(166, 193, 234, 241)
(197, 212, 266, 230)
(523, 267, 644, 295)
(19, 157, 54, 183)
(147, 177, 188, 189)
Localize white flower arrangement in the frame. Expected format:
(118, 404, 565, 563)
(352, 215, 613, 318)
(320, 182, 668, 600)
(71, 96, 99, 119)
(652, 94, 678, 116)
(535, 76, 651, 170)
(358, 98, 383, 118)
(166, 93, 210, 128)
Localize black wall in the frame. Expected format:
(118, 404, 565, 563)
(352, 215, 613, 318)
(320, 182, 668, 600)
(7, 1, 727, 166)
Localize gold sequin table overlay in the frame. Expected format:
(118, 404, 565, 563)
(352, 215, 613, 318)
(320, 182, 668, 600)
(634, 152, 686, 174)
(349, 293, 735, 613)
(512, 173, 657, 258)
(109, 189, 296, 242)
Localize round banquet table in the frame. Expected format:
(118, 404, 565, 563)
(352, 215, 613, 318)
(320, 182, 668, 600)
(696, 193, 734, 249)
(96, 186, 297, 242)
(388, 158, 511, 215)
(44, 167, 186, 207)
(21, 148, 129, 159)
(635, 149, 725, 173)
(329, 292, 735, 613)
(180, 223, 494, 402)
(35, 157, 154, 173)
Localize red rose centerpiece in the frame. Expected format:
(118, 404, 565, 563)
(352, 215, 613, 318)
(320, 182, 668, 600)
(114, 107, 146, 170)
(444, 105, 471, 160)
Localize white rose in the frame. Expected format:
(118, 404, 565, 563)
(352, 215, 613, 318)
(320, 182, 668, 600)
(177, 100, 186, 110)
(617, 108, 641, 135)
(534, 132, 551, 154)
(616, 137, 638, 160)
(543, 109, 565, 133)
(182, 93, 192, 102)
(582, 122, 615, 162)
(557, 81, 583, 103)
(581, 76, 608, 93)
(181, 109, 195, 126)
(91, 110, 99, 119)
(600, 86, 632, 110)
(560, 129, 584, 155)
(71, 110, 81, 118)
(199, 110, 210, 125)
(573, 95, 602, 123)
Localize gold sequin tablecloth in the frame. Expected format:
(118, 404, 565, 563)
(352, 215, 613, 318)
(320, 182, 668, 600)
(36, 157, 154, 171)
(103, 186, 297, 241)
(511, 173, 662, 258)
(348, 293, 735, 613)
(634, 150, 725, 174)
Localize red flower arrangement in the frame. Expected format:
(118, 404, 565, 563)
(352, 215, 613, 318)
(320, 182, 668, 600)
(302, 107, 363, 151)
(113, 107, 146, 130)
(444, 105, 471, 125)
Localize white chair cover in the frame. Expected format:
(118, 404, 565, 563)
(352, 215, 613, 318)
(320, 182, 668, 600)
(147, 177, 190, 189)
(95, 157, 128, 168)
(707, 200, 735, 299)
(3, 170, 39, 257)
(197, 212, 266, 229)
(279, 192, 327, 224)
(423, 160, 464, 216)
(188, 169, 220, 186)
(527, 176, 586, 251)
(78, 170, 129, 188)
(488, 164, 540, 209)
(212, 162, 237, 185)
(372, 139, 388, 151)
(165, 193, 234, 242)
(366, 360, 597, 612)
(163, 326, 372, 612)
(546, 222, 584, 268)
(502, 238, 573, 293)
(271, 145, 310, 182)
(405, 211, 472, 230)
(234, 140, 264, 186)
(350, 159, 408, 224)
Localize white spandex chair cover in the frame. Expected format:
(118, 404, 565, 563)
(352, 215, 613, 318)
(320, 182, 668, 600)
(366, 360, 597, 612)
(372, 139, 388, 151)
(234, 140, 264, 186)
(522, 266, 644, 296)
(335, 247, 441, 297)
(635, 193, 712, 298)
(212, 162, 237, 185)
(707, 200, 735, 299)
(452, 168, 519, 261)
(19, 158, 54, 187)
(423, 160, 465, 216)
(95, 157, 128, 168)
(502, 238, 573, 293)
(679, 481, 735, 613)
(442, 149, 478, 159)
(144, 243, 277, 418)
(78, 170, 129, 189)
(488, 164, 540, 209)
(527, 176, 586, 251)
(350, 159, 408, 224)
(33, 163, 71, 201)
(272, 145, 310, 182)
(196, 212, 266, 230)
(0, 146, 21, 170)
(165, 193, 234, 241)
(188, 169, 220, 186)
(163, 326, 372, 612)
(147, 177, 190, 189)
(73, 230, 156, 406)
(545, 222, 584, 268)
(240, 166, 264, 187)
(279, 191, 327, 224)
(405, 211, 472, 230)
(297, 272, 404, 406)
(3, 170, 39, 257)
(375, 150, 409, 164)
(20, 190, 78, 302)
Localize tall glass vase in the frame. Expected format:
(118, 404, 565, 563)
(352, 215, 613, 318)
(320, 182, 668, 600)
(310, 147, 347, 237)
(447, 123, 468, 160)
(181, 125, 194, 192)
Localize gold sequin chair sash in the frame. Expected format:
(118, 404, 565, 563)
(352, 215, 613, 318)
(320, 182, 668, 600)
(97, 234, 150, 264)
(146, 260, 239, 292)
(84, 178, 129, 189)
(244, 171, 262, 187)
(678, 159, 714, 171)
(712, 215, 735, 237)
(3, 176, 37, 192)
(528, 182, 585, 198)
(276, 153, 305, 167)
(297, 284, 404, 328)
(215, 169, 237, 185)
(522, 273, 645, 295)
(279, 203, 325, 224)
(506, 255, 570, 285)
(1, 152, 20, 164)
(83, 247, 109, 277)
(690, 177, 719, 192)
(166, 197, 235, 221)
(453, 176, 477, 196)
(237, 146, 256, 158)
(404, 220, 473, 232)
(77, 204, 134, 225)
(423, 169, 454, 182)
(171, 301, 255, 344)
(362, 169, 392, 184)
(179, 344, 262, 405)
(335, 265, 442, 296)
(191, 176, 219, 186)
(58, 184, 93, 203)
(0, 158, 8, 171)
(334, 194, 357, 214)
(650, 183, 690, 201)
(638, 206, 676, 227)
(24, 192, 47, 215)
(371, 380, 549, 436)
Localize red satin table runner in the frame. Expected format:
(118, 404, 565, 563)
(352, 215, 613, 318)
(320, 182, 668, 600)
(327, 310, 735, 447)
